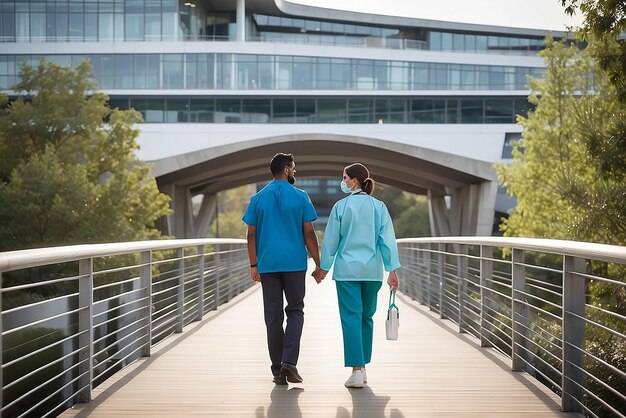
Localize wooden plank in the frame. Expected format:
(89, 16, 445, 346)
(61, 262, 578, 417)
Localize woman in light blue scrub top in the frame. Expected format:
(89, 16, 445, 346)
(319, 163, 401, 388)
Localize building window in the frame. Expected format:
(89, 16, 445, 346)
(105, 95, 527, 125)
(485, 98, 513, 123)
(460, 99, 483, 123)
(502, 132, 522, 159)
(0, 52, 541, 92)
(318, 99, 345, 123)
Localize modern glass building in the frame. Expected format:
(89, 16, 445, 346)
(0, 0, 570, 235)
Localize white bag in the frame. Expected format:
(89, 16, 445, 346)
(385, 290, 399, 340)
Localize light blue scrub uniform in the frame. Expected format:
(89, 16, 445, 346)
(320, 191, 401, 367)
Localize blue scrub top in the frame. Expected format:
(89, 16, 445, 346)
(242, 180, 318, 273)
(321, 193, 401, 281)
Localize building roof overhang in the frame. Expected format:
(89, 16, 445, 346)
(207, 0, 569, 38)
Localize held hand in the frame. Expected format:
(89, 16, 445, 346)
(311, 267, 322, 283)
(312, 267, 327, 284)
(250, 267, 261, 283)
(387, 270, 399, 291)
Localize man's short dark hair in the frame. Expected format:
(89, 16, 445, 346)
(270, 153, 294, 176)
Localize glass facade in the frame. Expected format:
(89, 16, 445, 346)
(254, 14, 548, 55)
(0, 1, 550, 56)
(428, 31, 545, 54)
(107, 95, 531, 124)
(2, 0, 170, 42)
(0, 53, 544, 91)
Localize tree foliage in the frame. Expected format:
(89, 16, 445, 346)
(0, 59, 171, 251)
(561, 0, 626, 101)
(497, 35, 625, 417)
(497, 35, 626, 244)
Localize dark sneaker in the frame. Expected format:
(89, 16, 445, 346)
(280, 363, 303, 383)
(273, 374, 287, 385)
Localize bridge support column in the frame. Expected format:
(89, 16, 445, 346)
(159, 184, 217, 238)
(195, 194, 218, 238)
(428, 180, 497, 236)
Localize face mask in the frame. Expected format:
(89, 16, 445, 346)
(288, 175, 295, 185)
(340, 180, 352, 194)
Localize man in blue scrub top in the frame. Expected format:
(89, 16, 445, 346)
(242, 153, 323, 385)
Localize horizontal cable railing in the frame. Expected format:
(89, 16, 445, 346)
(0, 238, 250, 418)
(397, 237, 626, 418)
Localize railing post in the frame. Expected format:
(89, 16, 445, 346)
(227, 244, 233, 301)
(196, 245, 205, 320)
(0, 272, 3, 410)
(411, 244, 419, 300)
(511, 248, 528, 371)
(480, 245, 494, 348)
(78, 258, 94, 403)
(139, 251, 152, 357)
(414, 244, 424, 303)
(176, 248, 184, 333)
(458, 244, 468, 334)
(438, 243, 447, 319)
(562, 255, 586, 413)
(214, 244, 221, 309)
(429, 243, 436, 312)
(425, 244, 432, 307)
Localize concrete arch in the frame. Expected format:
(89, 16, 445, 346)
(151, 134, 498, 238)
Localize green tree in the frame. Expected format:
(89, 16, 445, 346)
(497, 35, 625, 417)
(561, 0, 626, 101)
(496, 36, 591, 240)
(497, 35, 626, 244)
(0, 59, 171, 251)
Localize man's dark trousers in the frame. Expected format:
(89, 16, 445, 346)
(260, 270, 306, 377)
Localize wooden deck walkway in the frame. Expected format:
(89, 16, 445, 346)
(61, 263, 577, 417)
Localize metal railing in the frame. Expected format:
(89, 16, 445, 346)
(0, 239, 250, 417)
(397, 237, 626, 418)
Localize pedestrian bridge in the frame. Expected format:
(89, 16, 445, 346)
(0, 238, 624, 417)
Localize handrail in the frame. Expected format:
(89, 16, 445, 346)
(398, 237, 626, 264)
(0, 239, 246, 272)
(0, 238, 251, 417)
(397, 237, 626, 418)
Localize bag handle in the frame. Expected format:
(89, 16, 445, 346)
(388, 290, 398, 312)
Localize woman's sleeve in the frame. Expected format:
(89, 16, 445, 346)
(378, 203, 402, 272)
(320, 203, 341, 271)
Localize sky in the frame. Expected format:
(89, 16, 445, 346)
(291, 0, 585, 32)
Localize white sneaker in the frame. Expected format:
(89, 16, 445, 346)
(344, 370, 364, 388)
(362, 368, 367, 383)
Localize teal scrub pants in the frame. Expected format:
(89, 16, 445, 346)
(336, 280, 383, 367)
